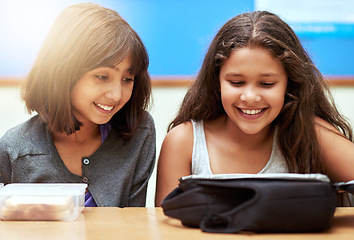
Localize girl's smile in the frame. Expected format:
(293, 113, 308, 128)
(94, 103, 115, 113)
(237, 107, 267, 119)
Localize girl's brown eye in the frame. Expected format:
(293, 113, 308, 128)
(123, 78, 134, 82)
(95, 75, 108, 80)
(229, 81, 244, 86)
(260, 82, 275, 87)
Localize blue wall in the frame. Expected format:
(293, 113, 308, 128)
(0, 0, 353, 78)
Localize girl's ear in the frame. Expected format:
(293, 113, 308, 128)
(285, 77, 290, 95)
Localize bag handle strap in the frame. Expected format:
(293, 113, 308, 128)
(334, 180, 354, 194)
(198, 182, 261, 233)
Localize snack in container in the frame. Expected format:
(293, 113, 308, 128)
(0, 183, 87, 221)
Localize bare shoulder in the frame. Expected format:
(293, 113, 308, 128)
(314, 117, 354, 182)
(168, 122, 193, 140)
(164, 121, 194, 144)
(314, 116, 342, 135)
(159, 121, 194, 165)
(159, 122, 194, 166)
(158, 121, 194, 171)
(314, 116, 348, 148)
(155, 122, 194, 206)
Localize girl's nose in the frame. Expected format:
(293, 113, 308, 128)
(105, 80, 122, 102)
(240, 88, 261, 103)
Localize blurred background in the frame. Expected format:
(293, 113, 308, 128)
(1, 0, 354, 206)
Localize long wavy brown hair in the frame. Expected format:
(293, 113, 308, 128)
(22, 3, 151, 140)
(170, 11, 353, 173)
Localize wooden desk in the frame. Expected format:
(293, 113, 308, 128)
(1, 207, 354, 240)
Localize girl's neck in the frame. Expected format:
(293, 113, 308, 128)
(214, 115, 274, 146)
(51, 122, 102, 177)
(52, 122, 101, 143)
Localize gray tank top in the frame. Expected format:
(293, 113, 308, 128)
(191, 120, 289, 175)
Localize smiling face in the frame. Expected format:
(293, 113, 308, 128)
(70, 52, 134, 128)
(219, 47, 288, 135)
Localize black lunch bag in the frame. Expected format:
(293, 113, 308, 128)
(161, 173, 354, 233)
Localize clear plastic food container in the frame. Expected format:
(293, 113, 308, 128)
(0, 183, 87, 221)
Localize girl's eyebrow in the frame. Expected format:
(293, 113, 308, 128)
(260, 73, 281, 77)
(224, 72, 281, 77)
(113, 64, 133, 73)
(224, 72, 243, 77)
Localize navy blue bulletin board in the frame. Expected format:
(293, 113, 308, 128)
(0, 0, 353, 83)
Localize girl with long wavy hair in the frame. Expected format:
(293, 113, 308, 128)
(155, 11, 354, 206)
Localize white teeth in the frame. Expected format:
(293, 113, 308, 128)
(241, 109, 262, 115)
(96, 103, 114, 111)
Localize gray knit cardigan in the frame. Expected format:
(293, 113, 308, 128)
(0, 112, 156, 207)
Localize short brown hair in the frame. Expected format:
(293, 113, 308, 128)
(22, 3, 151, 139)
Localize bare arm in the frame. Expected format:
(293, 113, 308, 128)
(315, 117, 354, 182)
(155, 122, 194, 206)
